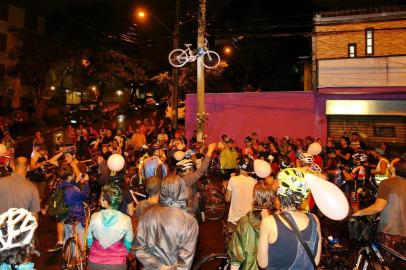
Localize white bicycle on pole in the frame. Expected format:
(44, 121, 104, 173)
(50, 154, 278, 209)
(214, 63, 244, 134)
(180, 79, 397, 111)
(168, 39, 220, 68)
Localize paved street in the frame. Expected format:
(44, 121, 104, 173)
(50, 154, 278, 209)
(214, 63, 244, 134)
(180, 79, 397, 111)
(13, 111, 225, 269)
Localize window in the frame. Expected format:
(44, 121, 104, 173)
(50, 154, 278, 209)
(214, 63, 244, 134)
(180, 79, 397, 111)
(365, 28, 374, 55)
(348, 43, 356, 58)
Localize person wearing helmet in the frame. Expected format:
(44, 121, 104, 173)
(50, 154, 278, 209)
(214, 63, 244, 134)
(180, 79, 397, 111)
(343, 153, 369, 212)
(0, 208, 38, 270)
(257, 168, 322, 269)
(278, 155, 293, 170)
(175, 143, 217, 216)
(242, 137, 255, 158)
(225, 155, 258, 235)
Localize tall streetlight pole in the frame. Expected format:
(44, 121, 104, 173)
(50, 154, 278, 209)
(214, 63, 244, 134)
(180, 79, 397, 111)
(136, 5, 180, 129)
(196, 0, 206, 142)
(171, 0, 180, 130)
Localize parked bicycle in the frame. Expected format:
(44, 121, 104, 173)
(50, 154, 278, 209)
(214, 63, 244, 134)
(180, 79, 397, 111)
(193, 253, 230, 270)
(168, 39, 220, 68)
(320, 215, 406, 270)
(199, 176, 226, 221)
(62, 202, 92, 270)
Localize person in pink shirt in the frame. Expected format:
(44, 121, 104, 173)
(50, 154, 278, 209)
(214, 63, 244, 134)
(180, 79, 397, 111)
(87, 184, 133, 270)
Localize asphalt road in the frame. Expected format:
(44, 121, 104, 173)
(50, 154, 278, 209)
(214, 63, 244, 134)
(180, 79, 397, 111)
(13, 110, 225, 269)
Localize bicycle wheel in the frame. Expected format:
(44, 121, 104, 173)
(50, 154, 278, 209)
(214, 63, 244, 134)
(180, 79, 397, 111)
(202, 51, 220, 68)
(169, 49, 188, 67)
(204, 188, 226, 221)
(193, 253, 229, 270)
(62, 237, 86, 270)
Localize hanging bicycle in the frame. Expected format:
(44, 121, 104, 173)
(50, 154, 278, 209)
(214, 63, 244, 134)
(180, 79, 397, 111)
(168, 39, 220, 68)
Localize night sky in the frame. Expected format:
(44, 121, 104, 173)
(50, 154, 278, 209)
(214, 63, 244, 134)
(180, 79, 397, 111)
(4, 0, 406, 91)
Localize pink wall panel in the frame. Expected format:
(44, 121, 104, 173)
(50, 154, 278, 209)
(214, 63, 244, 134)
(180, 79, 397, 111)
(185, 92, 320, 146)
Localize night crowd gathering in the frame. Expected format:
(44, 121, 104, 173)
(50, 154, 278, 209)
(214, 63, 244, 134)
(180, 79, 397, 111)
(0, 117, 405, 270)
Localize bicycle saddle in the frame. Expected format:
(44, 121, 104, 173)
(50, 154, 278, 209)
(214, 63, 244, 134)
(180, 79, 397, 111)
(184, 43, 192, 47)
(64, 217, 78, 225)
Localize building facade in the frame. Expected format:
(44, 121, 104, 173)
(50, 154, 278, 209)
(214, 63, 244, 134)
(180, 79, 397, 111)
(312, 7, 406, 146)
(0, 2, 45, 109)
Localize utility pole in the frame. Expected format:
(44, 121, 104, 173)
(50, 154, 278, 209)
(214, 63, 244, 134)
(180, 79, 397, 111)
(196, 0, 206, 142)
(171, 0, 180, 129)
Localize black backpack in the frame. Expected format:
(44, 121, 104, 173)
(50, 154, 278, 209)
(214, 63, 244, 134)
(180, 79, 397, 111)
(48, 188, 69, 220)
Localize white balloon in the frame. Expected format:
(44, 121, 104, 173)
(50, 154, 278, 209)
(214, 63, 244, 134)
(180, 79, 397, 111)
(308, 142, 322, 155)
(0, 144, 6, 156)
(254, 159, 272, 178)
(305, 173, 349, 220)
(173, 151, 185, 161)
(107, 154, 125, 171)
(176, 144, 185, 151)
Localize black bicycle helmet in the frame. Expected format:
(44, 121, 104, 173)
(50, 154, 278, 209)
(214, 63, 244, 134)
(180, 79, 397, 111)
(278, 155, 292, 169)
(238, 155, 254, 172)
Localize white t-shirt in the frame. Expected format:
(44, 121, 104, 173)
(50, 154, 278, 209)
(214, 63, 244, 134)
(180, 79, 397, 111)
(227, 174, 257, 224)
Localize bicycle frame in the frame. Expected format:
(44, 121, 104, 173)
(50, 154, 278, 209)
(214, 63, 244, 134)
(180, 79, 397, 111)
(183, 45, 198, 63)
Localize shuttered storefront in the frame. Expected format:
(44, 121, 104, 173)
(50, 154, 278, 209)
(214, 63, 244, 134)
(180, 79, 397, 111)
(328, 115, 406, 146)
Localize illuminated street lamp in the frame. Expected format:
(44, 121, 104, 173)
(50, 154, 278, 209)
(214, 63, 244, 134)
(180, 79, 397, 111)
(135, 8, 173, 35)
(91, 86, 97, 91)
(135, 4, 180, 129)
(223, 46, 232, 55)
(50, 86, 56, 90)
(137, 10, 146, 18)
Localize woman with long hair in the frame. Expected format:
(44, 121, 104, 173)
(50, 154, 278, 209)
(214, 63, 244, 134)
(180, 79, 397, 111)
(228, 181, 278, 270)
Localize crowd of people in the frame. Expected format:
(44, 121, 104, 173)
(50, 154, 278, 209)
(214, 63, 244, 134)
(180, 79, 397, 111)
(0, 117, 405, 269)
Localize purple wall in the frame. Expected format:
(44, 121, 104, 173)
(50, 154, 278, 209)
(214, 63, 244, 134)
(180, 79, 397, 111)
(185, 92, 318, 145)
(185, 91, 406, 146)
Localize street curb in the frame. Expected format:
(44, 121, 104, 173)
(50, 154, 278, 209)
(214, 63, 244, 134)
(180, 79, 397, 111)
(16, 126, 63, 143)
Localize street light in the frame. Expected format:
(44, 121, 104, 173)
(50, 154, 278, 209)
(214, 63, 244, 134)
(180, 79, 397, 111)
(134, 4, 180, 129)
(137, 11, 146, 18)
(135, 8, 173, 35)
(223, 46, 232, 55)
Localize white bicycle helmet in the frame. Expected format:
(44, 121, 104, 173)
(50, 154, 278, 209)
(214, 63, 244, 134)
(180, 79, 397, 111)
(352, 153, 368, 163)
(299, 152, 314, 165)
(0, 208, 38, 252)
(176, 159, 196, 173)
(309, 163, 322, 173)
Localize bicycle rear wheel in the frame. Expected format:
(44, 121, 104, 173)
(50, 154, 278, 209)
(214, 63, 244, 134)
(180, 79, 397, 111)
(204, 188, 226, 221)
(169, 49, 188, 67)
(193, 253, 229, 270)
(202, 51, 220, 68)
(62, 237, 86, 270)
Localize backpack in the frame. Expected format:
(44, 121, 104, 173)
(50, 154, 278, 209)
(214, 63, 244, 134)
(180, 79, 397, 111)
(141, 157, 167, 179)
(48, 188, 69, 220)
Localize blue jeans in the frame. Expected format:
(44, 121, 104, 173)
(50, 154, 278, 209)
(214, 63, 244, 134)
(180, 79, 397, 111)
(64, 222, 85, 246)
